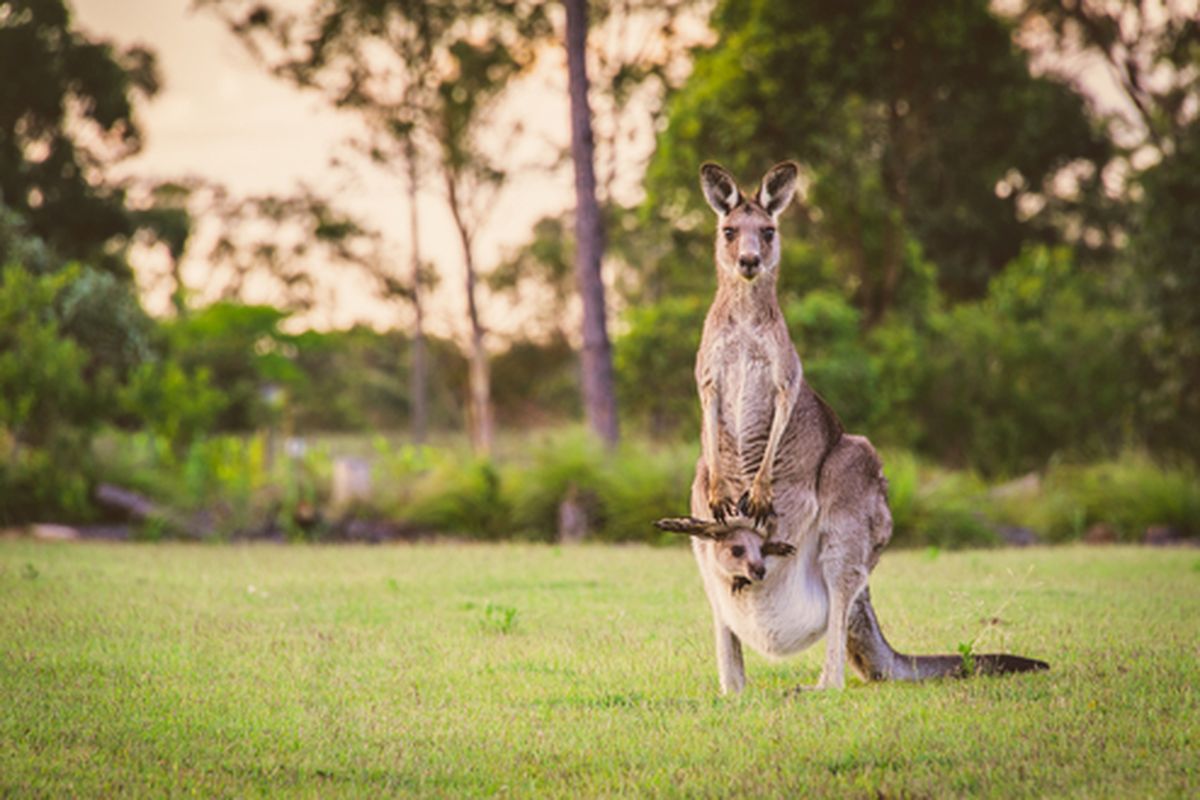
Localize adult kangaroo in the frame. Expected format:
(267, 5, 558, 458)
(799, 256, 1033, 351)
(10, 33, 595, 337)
(657, 161, 1048, 694)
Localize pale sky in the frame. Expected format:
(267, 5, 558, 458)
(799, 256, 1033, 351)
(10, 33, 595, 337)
(71, 0, 599, 341)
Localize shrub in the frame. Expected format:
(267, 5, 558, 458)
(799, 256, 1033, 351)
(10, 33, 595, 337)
(898, 247, 1142, 475)
(0, 265, 97, 523)
(882, 450, 998, 548)
(993, 454, 1200, 542)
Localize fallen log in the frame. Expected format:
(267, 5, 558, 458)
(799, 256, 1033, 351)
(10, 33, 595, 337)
(94, 483, 208, 539)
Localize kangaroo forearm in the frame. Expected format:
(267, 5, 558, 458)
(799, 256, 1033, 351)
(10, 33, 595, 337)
(701, 384, 721, 483)
(753, 381, 798, 487)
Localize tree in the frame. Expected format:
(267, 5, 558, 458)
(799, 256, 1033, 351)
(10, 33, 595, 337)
(1010, 0, 1200, 459)
(642, 0, 1108, 320)
(0, 0, 159, 277)
(200, 0, 551, 453)
(565, 0, 619, 445)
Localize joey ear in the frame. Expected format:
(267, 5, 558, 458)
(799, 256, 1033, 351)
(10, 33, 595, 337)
(757, 161, 800, 217)
(654, 516, 729, 540)
(699, 162, 742, 216)
(761, 541, 796, 557)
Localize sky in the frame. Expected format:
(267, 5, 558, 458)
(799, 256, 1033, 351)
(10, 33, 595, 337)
(71, 0, 592, 340)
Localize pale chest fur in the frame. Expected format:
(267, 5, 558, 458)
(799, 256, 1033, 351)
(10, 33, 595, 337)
(698, 318, 800, 487)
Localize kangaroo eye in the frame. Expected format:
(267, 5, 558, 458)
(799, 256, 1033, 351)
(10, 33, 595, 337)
(762, 228, 775, 242)
(722, 227, 736, 242)
(730, 545, 745, 558)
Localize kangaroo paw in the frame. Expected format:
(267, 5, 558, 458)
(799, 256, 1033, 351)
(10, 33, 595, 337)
(709, 495, 737, 524)
(737, 490, 776, 528)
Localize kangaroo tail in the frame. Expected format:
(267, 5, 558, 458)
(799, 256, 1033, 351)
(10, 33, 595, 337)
(846, 588, 1049, 681)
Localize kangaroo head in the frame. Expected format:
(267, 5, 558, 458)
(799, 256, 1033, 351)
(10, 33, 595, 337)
(655, 516, 796, 592)
(699, 161, 799, 283)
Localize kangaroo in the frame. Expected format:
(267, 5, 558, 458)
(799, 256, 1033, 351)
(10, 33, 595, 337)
(658, 161, 1048, 694)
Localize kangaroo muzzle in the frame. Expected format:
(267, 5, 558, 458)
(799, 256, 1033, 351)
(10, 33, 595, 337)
(738, 254, 761, 279)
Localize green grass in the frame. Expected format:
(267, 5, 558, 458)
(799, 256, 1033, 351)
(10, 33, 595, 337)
(2, 542, 1197, 797)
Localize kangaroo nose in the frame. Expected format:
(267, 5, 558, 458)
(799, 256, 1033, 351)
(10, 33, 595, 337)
(750, 563, 766, 580)
(738, 255, 760, 278)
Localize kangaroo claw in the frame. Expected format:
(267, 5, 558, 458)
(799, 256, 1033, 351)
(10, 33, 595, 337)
(709, 496, 737, 524)
(737, 491, 776, 528)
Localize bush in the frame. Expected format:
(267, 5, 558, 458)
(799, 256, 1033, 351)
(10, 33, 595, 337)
(0, 265, 97, 523)
(993, 454, 1200, 542)
(881, 450, 998, 548)
(121, 360, 227, 455)
(894, 247, 1142, 475)
(402, 456, 510, 539)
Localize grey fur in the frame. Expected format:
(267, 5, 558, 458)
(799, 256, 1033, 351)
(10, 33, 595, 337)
(678, 161, 1048, 693)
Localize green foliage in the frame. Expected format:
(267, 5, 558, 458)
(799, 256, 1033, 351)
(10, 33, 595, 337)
(0, 0, 158, 274)
(503, 430, 608, 541)
(120, 361, 226, 454)
(0, 265, 95, 522)
(993, 454, 1200, 543)
(0, 265, 91, 444)
(163, 302, 299, 431)
(403, 455, 510, 539)
(490, 335, 579, 427)
(55, 265, 156, 382)
(480, 601, 519, 635)
(614, 296, 706, 436)
(905, 247, 1141, 474)
(1130, 126, 1200, 459)
(501, 428, 693, 543)
(956, 640, 976, 677)
(785, 290, 881, 432)
(643, 0, 1107, 309)
(288, 327, 465, 432)
(880, 451, 997, 549)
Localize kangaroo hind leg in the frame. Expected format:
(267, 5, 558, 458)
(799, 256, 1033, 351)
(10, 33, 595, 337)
(814, 525, 870, 690)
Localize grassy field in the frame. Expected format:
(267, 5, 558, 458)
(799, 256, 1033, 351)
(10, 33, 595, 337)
(1, 541, 1197, 797)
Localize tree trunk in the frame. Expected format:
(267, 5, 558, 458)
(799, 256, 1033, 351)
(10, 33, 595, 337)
(168, 254, 187, 317)
(445, 172, 494, 455)
(564, 0, 619, 447)
(405, 140, 428, 444)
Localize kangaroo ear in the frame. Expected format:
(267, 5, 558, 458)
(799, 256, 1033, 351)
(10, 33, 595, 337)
(699, 162, 742, 216)
(757, 161, 799, 217)
(654, 516, 730, 539)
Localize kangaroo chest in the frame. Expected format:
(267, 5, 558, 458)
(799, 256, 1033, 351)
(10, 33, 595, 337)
(707, 325, 780, 476)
